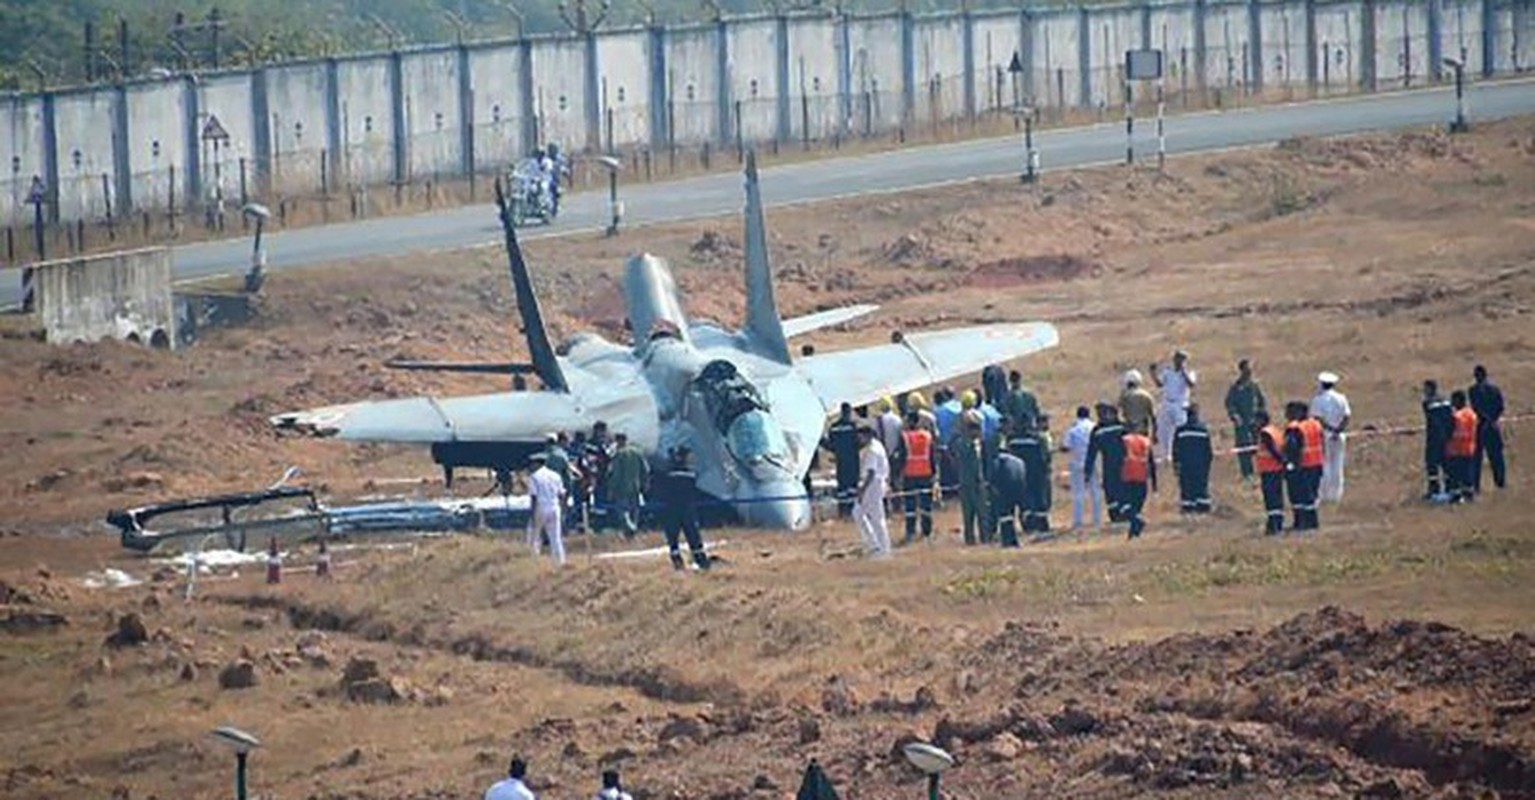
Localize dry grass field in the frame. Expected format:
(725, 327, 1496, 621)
(1, 117, 1533, 799)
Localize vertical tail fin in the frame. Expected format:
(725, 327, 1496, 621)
(742, 151, 792, 364)
(495, 179, 569, 392)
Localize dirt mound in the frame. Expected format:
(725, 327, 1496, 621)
(966, 254, 1101, 288)
(688, 230, 741, 264)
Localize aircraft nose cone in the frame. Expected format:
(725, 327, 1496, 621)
(736, 480, 812, 530)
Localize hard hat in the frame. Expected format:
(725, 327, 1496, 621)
(1318, 371, 1340, 385)
(960, 390, 977, 408)
(1124, 369, 1143, 387)
(877, 397, 893, 413)
(907, 391, 928, 410)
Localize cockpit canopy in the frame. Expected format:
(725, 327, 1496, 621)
(727, 410, 790, 465)
(693, 360, 788, 467)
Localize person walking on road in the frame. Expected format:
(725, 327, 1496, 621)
(1224, 359, 1267, 483)
(1253, 410, 1288, 535)
(1310, 371, 1351, 504)
(825, 403, 860, 517)
(895, 410, 937, 544)
(605, 432, 649, 537)
(1469, 364, 1507, 491)
(1422, 380, 1454, 502)
(1086, 403, 1128, 523)
(1173, 403, 1214, 514)
(659, 447, 709, 571)
(1119, 427, 1156, 539)
(853, 426, 893, 558)
(1151, 349, 1198, 462)
(1062, 406, 1103, 531)
(526, 453, 568, 566)
(954, 420, 988, 545)
(1446, 390, 1479, 504)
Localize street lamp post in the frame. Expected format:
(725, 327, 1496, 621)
(1443, 58, 1469, 133)
(596, 155, 623, 236)
(241, 203, 271, 293)
(210, 726, 261, 800)
(902, 742, 955, 800)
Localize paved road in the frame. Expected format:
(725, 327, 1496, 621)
(5, 79, 1533, 308)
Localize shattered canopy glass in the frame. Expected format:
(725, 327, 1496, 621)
(727, 410, 789, 465)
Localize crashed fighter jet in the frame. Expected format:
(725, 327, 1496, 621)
(272, 153, 1059, 529)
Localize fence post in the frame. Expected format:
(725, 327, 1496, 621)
(168, 165, 178, 237)
(101, 173, 115, 241)
(239, 158, 249, 230)
(734, 101, 744, 163)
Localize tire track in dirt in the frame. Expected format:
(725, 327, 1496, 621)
(223, 595, 748, 708)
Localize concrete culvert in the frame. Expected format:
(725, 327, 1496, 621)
(125, 332, 142, 345)
(149, 329, 171, 350)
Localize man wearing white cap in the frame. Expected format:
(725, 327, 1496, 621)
(1309, 372, 1352, 503)
(526, 452, 568, 566)
(1151, 350, 1198, 462)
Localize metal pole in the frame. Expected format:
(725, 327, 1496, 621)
(1125, 80, 1134, 165)
(606, 170, 619, 236)
(1156, 81, 1166, 171)
(927, 774, 940, 800)
(213, 140, 225, 231)
(235, 751, 248, 800)
(1022, 111, 1038, 184)
(1450, 63, 1468, 133)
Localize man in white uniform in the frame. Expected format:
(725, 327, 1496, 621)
(1151, 349, 1197, 462)
(852, 426, 892, 558)
(485, 757, 536, 800)
(1309, 371, 1352, 503)
(1061, 405, 1103, 531)
(526, 453, 567, 566)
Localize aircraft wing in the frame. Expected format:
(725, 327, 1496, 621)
(793, 322, 1059, 411)
(781, 304, 879, 339)
(271, 392, 591, 443)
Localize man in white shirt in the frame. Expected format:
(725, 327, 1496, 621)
(594, 769, 634, 800)
(526, 453, 567, 566)
(852, 426, 892, 558)
(873, 398, 903, 486)
(1309, 371, 1352, 503)
(485, 757, 536, 800)
(1151, 349, 1198, 461)
(1060, 405, 1103, 531)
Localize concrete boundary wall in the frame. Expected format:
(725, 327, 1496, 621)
(3, 0, 1532, 224)
(33, 247, 175, 347)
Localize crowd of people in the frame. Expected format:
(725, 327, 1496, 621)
(823, 353, 1512, 557)
(516, 349, 1510, 567)
(521, 424, 709, 572)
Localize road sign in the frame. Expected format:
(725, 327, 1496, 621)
(1007, 51, 1024, 75)
(26, 176, 46, 205)
(1125, 49, 1164, 81)
(201, 114, 231, 142)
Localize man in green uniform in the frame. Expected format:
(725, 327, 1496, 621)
(604, 432, 649, 537)
(1005, 370, 1040, 433)
(954, 419, 988, 545)
(1223, 359, 1267, 482)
